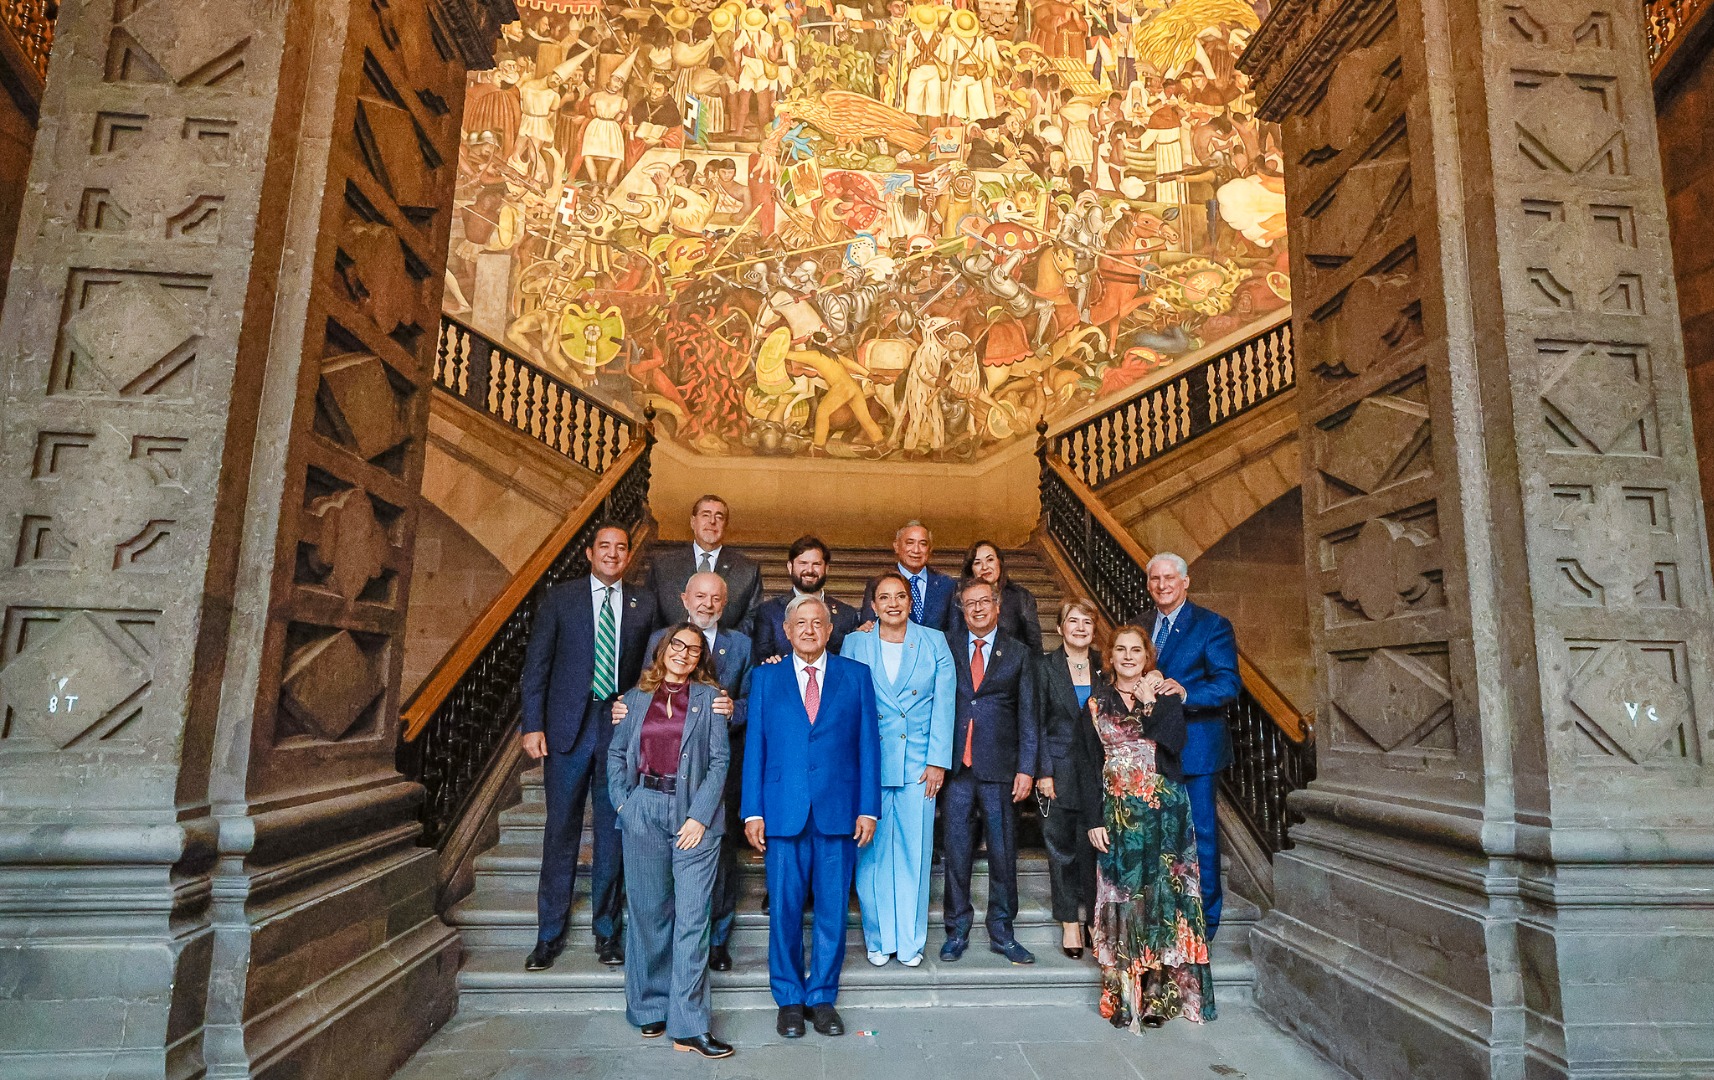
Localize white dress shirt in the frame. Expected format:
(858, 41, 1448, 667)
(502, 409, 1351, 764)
(1152, 602, 1184, 643)
(968, 628, 997, 664)
(792, 650, 824, 701)
(590, 575, 623, 636)
(694, 543, 723, 573)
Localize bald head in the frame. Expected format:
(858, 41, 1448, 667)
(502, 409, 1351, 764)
(682, 571, 728, 630)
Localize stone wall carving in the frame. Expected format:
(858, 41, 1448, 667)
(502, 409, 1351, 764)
(1243, 0, 1714, 1072)
(0, 0, 512, 1075)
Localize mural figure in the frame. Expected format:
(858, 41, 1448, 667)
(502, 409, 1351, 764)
(450, 0, 1290, 460)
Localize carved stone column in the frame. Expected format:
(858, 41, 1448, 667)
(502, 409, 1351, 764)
(1241, 0, 1714, 1075)
(0, 0, 511, 1077)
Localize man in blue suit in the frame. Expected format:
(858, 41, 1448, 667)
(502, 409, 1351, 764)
(861, 520, 957, 631)
(641, 571, 753, 972)
(520, 523, 657, 971)
(1147, 552, 1241, 936)
(941, 577, 1040, 966)
(752, 535, 862, 664)
(742, 595, 881, 1040)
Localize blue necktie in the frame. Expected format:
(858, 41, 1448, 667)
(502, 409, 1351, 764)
(1153, 614, 1171, 653)
(909, 574, 924, 624)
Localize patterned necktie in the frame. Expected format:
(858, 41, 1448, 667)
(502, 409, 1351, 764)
(592, 585, 617, 699)
(963, 639, 985, 767)
(698, 551, 713, 574)
(803, 664, 820, 724)
(1153, 613, 1171, 653)
(909, 573, 924, 624)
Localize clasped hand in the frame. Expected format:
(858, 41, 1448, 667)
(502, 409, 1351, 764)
(608, 692, 735, 723)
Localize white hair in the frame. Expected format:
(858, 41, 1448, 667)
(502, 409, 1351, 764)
(784, 593, 830, 622)
(1147, 552, 1189, 578)
(895, 519, 933, 544)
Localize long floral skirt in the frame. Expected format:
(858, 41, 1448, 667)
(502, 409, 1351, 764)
(1091, 777, 1216, 1029)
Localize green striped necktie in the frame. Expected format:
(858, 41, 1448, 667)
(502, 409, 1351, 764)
(593, 585, 618, 699)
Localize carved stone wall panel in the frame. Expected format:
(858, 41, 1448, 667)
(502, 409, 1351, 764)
(1245, 0, 1714, 1070)
(1484, 2, 1714, 793)
(237, 0, 474, 798)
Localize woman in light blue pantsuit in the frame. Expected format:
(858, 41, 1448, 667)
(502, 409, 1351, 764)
(841, 570, 956, 967)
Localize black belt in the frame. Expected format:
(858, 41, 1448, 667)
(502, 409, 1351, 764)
(640, 773, 678, 794)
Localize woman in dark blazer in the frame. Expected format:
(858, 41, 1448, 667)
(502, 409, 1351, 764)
(952, 540, 1043, 650)
(608, 621, 735, 1058)
(1036, 597, 1101, 957)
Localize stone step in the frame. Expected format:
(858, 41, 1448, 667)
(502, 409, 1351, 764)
(456, 931, 1253, 1012)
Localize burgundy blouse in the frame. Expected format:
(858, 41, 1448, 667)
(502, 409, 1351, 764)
(640, 682, 689, 777)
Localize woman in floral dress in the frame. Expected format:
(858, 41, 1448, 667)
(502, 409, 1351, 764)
(1073, 624, 1216, 1030)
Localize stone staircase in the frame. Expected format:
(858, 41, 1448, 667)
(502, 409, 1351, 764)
(445, 542, 1261, 1012)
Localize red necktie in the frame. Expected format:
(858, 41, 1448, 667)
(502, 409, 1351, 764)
(963, 640, 986, 767)
(804, 664, 820, 725)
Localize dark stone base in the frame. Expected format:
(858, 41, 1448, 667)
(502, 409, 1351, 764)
(1254, 821, 1714, 1080)
(247, 915, 459, 1080)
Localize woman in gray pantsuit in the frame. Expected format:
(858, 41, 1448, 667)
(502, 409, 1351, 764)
(609, 621, 735, 1058)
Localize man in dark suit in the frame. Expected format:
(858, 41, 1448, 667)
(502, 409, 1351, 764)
(752, 535, 861, 664)
(741, 596, 880, 1040)
(940, 577, 1040, 966)
(1147, 552, 1240, 937)
(520, 522, 657, 971)
(646, 494, 763, 636)
(860, 520, 956, 631)
(641, 571, 753, 972)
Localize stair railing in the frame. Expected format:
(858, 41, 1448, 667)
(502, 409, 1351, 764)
(1053, 313, 1293, 491)
(398, 411, 654, 849)
(436, 314, 634, 475)
(0, 0, 54, 117)
(1036, 433, 1315, 856)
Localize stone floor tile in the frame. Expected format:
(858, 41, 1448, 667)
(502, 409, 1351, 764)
(1019, 1041, 1144, 1080)
(395, 1002, 1350, 1080)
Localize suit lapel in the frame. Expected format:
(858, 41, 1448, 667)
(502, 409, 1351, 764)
(896, 624, 926, 691)
(1157, 604, 1192, 670)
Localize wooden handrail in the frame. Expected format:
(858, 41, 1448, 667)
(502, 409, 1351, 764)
(1039, 450, 1311, 744)
(402, 435, 650, 740)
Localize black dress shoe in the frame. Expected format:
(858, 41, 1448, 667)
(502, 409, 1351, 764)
(776, 1005, 805, 1038)
(597, 935, 624, 966)
(708, 944, 732, 971)
(810, 1004, 844, 1036)
(525, 938, 563, 971)
(939, 935, 967, 962)
(639, 1021, 666, 1039)
(674, 1033, 735, 1058)
(1061, 946, 1084, 959)
(1142, 1015, 1166, 1029)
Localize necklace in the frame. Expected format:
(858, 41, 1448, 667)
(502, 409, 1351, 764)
(663, 681, 686, 720)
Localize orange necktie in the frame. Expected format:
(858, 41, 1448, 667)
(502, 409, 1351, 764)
(963, 639, 986, 767)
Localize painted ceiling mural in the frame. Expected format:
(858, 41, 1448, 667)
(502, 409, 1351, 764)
(449, 0, 1289, 459)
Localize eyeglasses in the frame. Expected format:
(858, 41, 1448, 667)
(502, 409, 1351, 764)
(962, 598, 995, 609)
(665, 638, 704, 656)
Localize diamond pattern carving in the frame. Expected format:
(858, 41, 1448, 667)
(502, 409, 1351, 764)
(121, 0, 250, 84)
(1543, 343, 1651, 452)
(1333, 648, 1451, 750)
(357, 96, 436, 213)
(1568, 643, 1692, 761)
(1322, 396, 1430, 493)
(0, 612, 149, 747)
(1514, 75, 1626, 174)
(320, 352, 410, 460)
(280, 630, 385, 741)
(64, 279, 197, 391)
